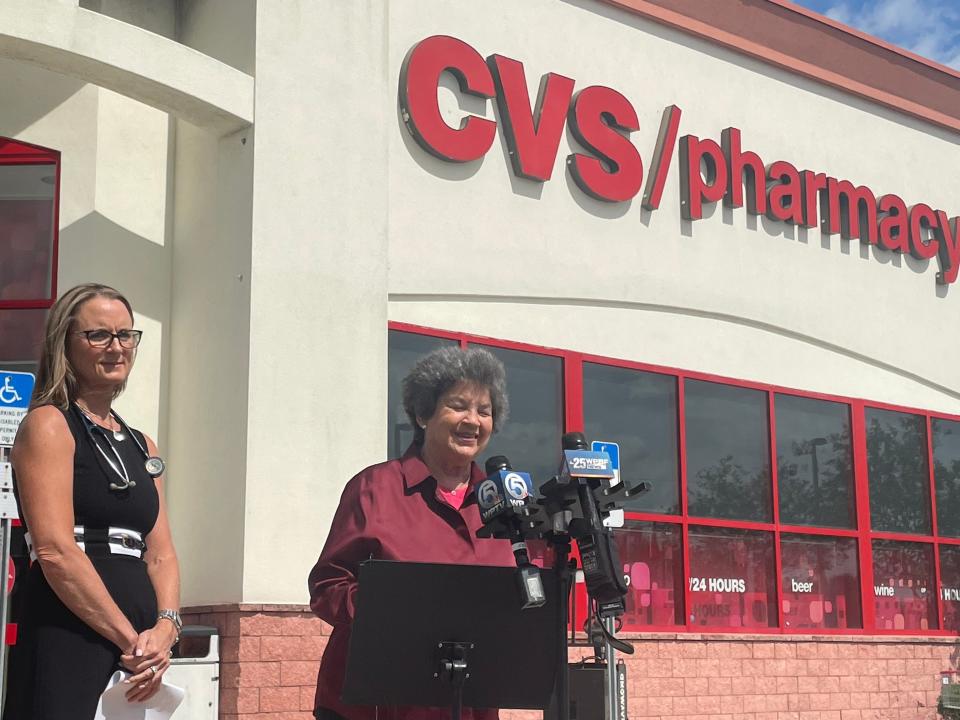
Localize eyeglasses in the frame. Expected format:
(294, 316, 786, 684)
(75, 329, 143, 348)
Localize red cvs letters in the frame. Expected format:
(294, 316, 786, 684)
(680, 127, 960, 285)
(399, 35, 960, 286)
(399, 35, 642, 202)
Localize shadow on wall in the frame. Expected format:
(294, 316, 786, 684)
(0, 58, 88, 138)
(58, 210, 170, 323)
(58, 209, 173, 443)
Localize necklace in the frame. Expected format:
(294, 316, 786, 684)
(75, 402, 126, 442)
(77, 412, 136, 491)
(92, 431, 134, 491)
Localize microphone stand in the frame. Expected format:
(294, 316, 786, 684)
(477, 439, 645, 720)
(538, 460, 646, 720)
(553, 536, 572, 720)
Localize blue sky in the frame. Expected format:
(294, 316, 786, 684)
(790, 0, 960, 69)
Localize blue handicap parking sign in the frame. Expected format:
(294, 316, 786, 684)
(0, 372, 34, 410)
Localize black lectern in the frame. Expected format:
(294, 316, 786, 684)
(342, 560, 560, 720)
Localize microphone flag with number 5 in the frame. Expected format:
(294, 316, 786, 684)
(477, 462, 534, 525)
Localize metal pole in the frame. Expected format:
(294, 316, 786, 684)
(0, 515, 11, 708)
(0, 453, 19, 711)
(555, 541, 572, 720)
(604, 617, 617, 720)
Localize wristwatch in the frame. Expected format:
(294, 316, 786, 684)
(157, 609, 183, 643)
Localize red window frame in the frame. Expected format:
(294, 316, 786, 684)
(0, 137, 61, 312)
(389, 320, 960, 636)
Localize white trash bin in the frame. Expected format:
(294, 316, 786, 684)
(166, 626, 219, 719)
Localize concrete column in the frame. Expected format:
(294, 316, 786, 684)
(242, 0, 390, 602)
(168, 120, 254, 606)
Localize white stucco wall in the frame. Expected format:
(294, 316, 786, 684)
(167, 120, 253, 606)
(0, 56, 172, 442)
(177, 0, 256, 74)
(0, 0, 255, 605)
(3, 0, 959, 608)
(238, 0, 390, 603)
(386, 0, 960, 416)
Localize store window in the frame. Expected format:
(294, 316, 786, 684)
(386, 330, 458, 458)
(582, 363, 679, 514)
(0, 138, 60, 379)
(872, 540, 937, 630)
(775, 394, 855, 529)
(685, 380, 771, 522)
(387, 323, 960, 636)
(687, 526, 777, 628)
(780, 533, 861, 629)
(933, 418, 960, 538)
(471, 344, 563, 486)
(616, 521, 683, 628)
(0, 164, 56, 302)
(865, 408, 932, 535)
(940, 544, 960, 631)
(0, 308, 48, 373)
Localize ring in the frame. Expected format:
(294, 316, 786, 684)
(149, 666, 158, 676)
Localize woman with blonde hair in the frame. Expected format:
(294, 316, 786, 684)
(3, 283, 180, 720)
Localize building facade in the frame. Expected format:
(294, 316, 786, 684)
(2, 1, 960, 718)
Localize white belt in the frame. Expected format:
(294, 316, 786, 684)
(25, 526, 145, 562)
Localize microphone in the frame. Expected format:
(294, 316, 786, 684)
(478, 456, 535, 528)
(558, 433, 617, 485)
(560, 432, 628, 618)
(477, 455, 546, 609)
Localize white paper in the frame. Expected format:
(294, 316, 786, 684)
(94, 670, 186, 720)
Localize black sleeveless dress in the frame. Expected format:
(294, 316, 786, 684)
(3, 404, 160, 720)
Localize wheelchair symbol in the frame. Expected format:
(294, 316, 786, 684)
(0, 377, 22, 405)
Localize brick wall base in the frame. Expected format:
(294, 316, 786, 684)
(182, 605, 960, 720)
(182, 604, 329, 719)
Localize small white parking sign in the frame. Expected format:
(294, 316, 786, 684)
(592, 440, 624, 528)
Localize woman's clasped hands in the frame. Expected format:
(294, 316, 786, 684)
(119, 622, 177, 702)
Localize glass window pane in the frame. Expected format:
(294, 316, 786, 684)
(615, 521, 683, 628)
(386, 330, 458, 458)
(871, 540, 937, 630)
(865, 408, 931, 534)
(933, 418, 960, 538)
(473, 345, 563, 488)
(685, 380, 771, 522)
(939, 545, 960, 631)
(583, 363, 679, 514)
(775, 395, 855, 529)
(687, 526, 776, 628)
(780, 534, 861, 629)
(0, 164, 56, 302)
(0, 308, 46, 368)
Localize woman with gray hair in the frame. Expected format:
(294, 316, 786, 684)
(308, 346, 514, 720)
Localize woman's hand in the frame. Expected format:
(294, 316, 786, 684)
(120, 622, 177, 701)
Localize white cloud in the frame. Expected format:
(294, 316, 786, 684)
(820, 0, 960, 69)
(824, 3, 854, 25)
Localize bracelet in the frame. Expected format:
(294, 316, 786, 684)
(157, 609, 182, 643)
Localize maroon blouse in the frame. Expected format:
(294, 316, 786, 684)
(308, 445, 514, 720)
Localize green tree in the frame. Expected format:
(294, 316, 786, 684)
(865, 410, 930, 534)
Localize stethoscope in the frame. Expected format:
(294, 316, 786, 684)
(74, 404, 166, 492)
